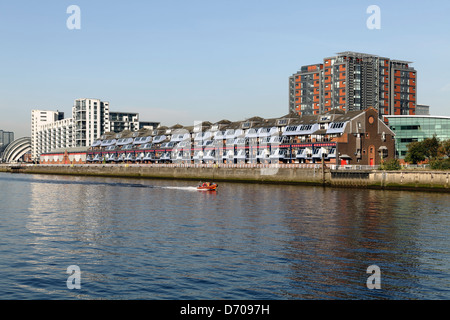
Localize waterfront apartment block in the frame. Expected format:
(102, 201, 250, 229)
(41, 107, 395, 167)
(31, 110, 64, 161)
(32, 98, 159, 161)
(73, 98, 110, 147)
(384, 115, 450, 159)
(289, 52, 417, 117)
(36, 118, 74, 159)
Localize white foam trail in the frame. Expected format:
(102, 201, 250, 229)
(161, 186, 198, 191)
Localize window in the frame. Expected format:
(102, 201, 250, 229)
(330, 122, 345, 129)
(400, 138, 418, 143)
(400, 125, 420, 130)
(299, 124, 312, 131)
(285, 126, 297, 132)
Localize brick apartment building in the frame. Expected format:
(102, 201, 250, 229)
(289, 51, 417, 117)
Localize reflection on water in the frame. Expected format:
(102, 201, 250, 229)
(0, 172, 449, 299)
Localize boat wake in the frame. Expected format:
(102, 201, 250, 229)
(0, 175, 211, 192)
(160, 186, 198, 191)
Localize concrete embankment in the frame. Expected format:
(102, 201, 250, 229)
(1, 164, 449, 192)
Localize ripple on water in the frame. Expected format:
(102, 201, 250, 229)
(0, 173, 449, 299)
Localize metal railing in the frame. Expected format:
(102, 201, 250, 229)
(331, 164, 380, 170)
(26, 163, 325, 170)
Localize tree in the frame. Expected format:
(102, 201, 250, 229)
(404, 136, 441, 164)
(439, 139, 450, 158)
(405, 141, 426, 164)
(422, 135, 440, 160)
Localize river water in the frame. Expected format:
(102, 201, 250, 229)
(0, 172, 449, 300)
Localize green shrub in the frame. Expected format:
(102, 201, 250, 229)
(380, 158, 401, 171)
(405, 135, 440, 164)
(429, 158, 450, 170)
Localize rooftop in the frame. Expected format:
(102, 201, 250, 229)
(384, 115, 450, 120)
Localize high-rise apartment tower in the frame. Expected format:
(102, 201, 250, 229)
(289, 52, 417, 116)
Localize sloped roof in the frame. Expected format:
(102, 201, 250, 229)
(170, 123, 184, 129)
(216, 119, 232, 125)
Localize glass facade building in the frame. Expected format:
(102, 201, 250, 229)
(384, 115, 450, 158)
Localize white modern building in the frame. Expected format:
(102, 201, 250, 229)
(31, 98, 158, 162)
(36, 118, 74, 158)
(73, 98, 110, 147)
(31, 110, 64, 161)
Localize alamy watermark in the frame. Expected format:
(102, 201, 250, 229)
(366, 5, 381, 30)
(366, 265, 381, 290)
(66, 265, 81, 289)
(67, 5, 81, 30)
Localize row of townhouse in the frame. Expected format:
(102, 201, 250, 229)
(68, 107, 395, 167)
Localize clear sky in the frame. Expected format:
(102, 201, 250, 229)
(1, 0, 449, 138)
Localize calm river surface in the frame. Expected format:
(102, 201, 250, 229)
(0, 172, 449, 300)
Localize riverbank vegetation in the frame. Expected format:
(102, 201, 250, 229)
(404, 136, 450, 170)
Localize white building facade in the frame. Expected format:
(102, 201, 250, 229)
(73, 98, 110, 147)
(31, 110, 64, 161)
(31, 98, 149, 162)
(36, 118, 74, 159)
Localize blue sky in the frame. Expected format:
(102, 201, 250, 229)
(1, 0, 449, 138)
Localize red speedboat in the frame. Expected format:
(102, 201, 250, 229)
(197, 182, 218, 191)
